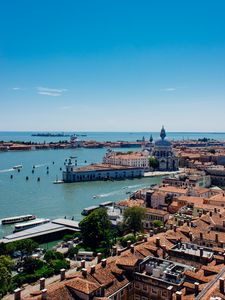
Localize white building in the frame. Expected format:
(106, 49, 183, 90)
(103, 150, 149, 169)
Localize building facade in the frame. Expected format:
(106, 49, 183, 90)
(63, 160, 144, 182)
(151, 126, 178, 171)
(103, 150, 149, 169)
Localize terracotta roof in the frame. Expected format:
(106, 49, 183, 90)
(65, 277, 100, 294)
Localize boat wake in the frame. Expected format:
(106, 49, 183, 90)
(96, 190, 121, 198)
(122, 183, 147, 190)
(0, 168, 15, 173)
(34, 163, 49, 168)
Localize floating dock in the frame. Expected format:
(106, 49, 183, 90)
(0, 218, 80, 244)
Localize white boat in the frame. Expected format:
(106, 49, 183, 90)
(1, 214, 36, 225)
(14, 218, 50, 232)
(13, 165, 23, 170)
(53, 180, 64, 184)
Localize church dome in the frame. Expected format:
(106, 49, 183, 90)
(154, 126, 171, 147)
(155, 139, 171, 147)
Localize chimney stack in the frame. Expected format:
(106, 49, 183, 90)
(112, 246, 117, 256)
(200, 232, 203, 240)
(117, 249, 122, 256)
(41, 289, 47, 300)
(200, 247, 204, 258)
(175, 291, 182, 300)
(40, 277, 45, 290)
(14, 288, 21, 300)
(82, 268, 87, 278)
(127, 240, 132, 248)
(90, 265, 96, 274)
(156, 237, 160, 247)
(210, 211, 212, 217)
(189, 231, 193, 242)
(150, 230, 154, 237)
(173, 224, 177, 232)
(219, 277, 225, 294)
(81, 259, 85, 269)
(60, 268, 66, 281)
(143, 236, 148, 242)
(162, 244, 166, 258)
(215, 233, 219, 243)
(194, 282, 199, 296)
(97, 252, 102, 263)
(101, 258, 107, 268)
(130, 244, 134, 254)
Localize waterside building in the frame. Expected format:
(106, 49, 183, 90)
(63, 160, 144, 183)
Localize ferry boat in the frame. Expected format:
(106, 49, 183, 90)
(1, 214, 36, 225)
(81, 206, 99, 216)
(13, 218, 50, 232)
(12, 165, 23, 170)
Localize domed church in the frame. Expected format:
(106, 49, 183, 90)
(151, 126, 178, 171)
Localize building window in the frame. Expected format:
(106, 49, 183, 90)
(135, 282, 140, 289)
(142, 284, 148, 292)
(151, 288, 158, 294)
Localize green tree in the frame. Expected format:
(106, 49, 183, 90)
(79, 208, 112, 249)
(152, 220, 163, 228)
(0, 256, 13, 297)
(44, 250, 64, 262)
(148, 157, 159, 170)
(123, 207, 146, 236)
(16, 239, 38, 256)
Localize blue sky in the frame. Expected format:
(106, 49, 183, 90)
(0, 0, 224, 131)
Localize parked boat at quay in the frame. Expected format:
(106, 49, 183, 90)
(13, 218, 50, 232)
(1, 214, 36, 225)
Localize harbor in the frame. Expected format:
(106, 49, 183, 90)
(0, 145, 162, 239)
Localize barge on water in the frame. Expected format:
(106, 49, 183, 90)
(14, 218, 50, 232)
(1, 214, 36, 225)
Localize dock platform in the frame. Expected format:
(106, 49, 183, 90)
(0, 218, 80, 244)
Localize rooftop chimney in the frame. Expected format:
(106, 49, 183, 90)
(219, 277, 225, 294)
(175, 291, 182, 300)
(14, 288, 21, 300)
(97, 252, 102, 263)
(41, 289, 47, 300)
(200, 232, 203, 240)
(127, 240, 132, 248)
(117, 249, 122, 255)
(101, 258, 107, 268)
(112, 245, 117, 256)
(40, 277, 45, 290)
(81, 259, 85, 269)
(194, 282, 199, 296)
(210, 211, 212, 217)
(90, 265, 96, 274)
(173, 224, 177, 232)
(156, 237, 160, 247)
(82, 268, 87, 278)
(150, 230, 154, 237)
(215, 233, 219, 243)
(130, 244, 134, 254)
(189, 231, 193, 242)
(200, 247, 204, 258)
(60, 268, 66, 281)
